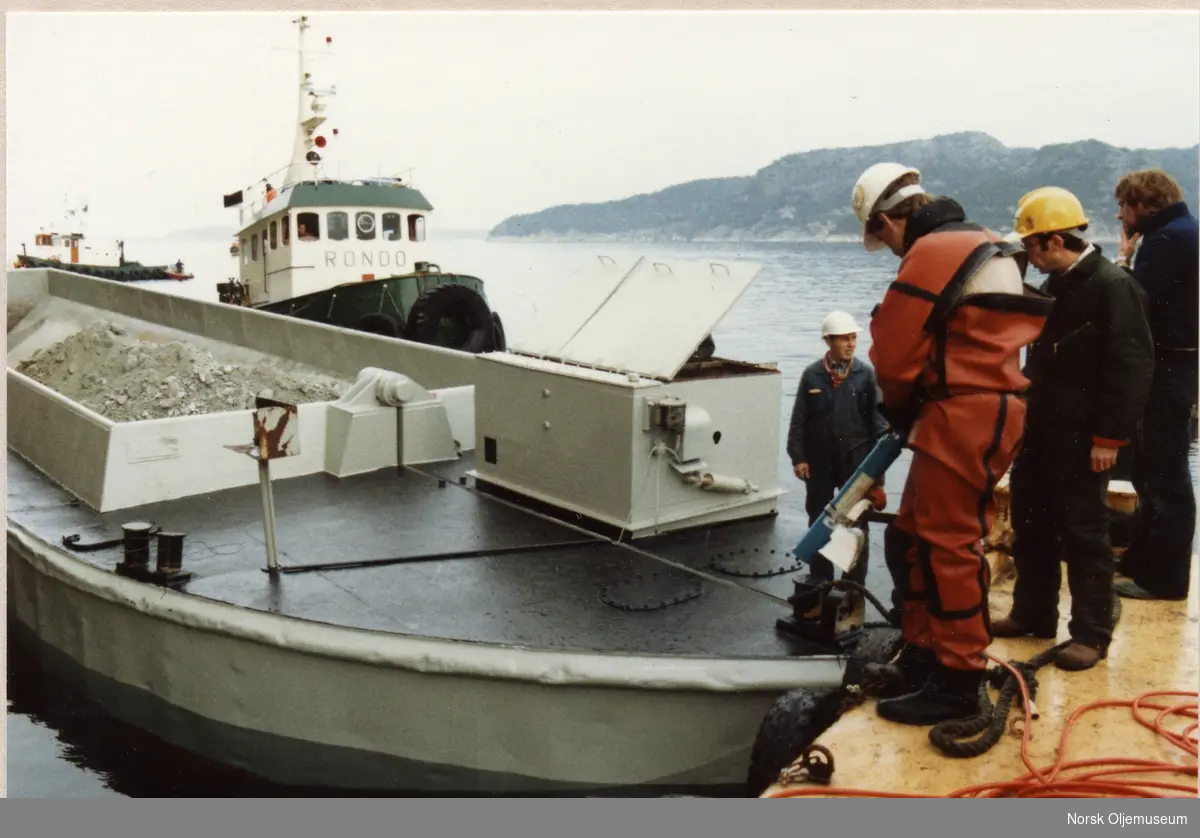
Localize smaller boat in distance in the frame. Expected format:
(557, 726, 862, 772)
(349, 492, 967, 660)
(12, 203, 194, 282)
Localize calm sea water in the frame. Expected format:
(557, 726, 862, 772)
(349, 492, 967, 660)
(5, 233, 1187, 797)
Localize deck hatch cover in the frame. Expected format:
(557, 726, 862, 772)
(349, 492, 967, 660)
(504, 254, 642, 359)
(510, 256, 762, 381)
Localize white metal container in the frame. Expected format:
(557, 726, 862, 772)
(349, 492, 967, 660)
(471, 256, 784, 537)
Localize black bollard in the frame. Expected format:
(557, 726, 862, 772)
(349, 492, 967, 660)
(156, 532, 186, 574)
(121, 522, 154, 569)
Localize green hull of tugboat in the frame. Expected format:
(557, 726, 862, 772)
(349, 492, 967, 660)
(220, 264, 507, 354)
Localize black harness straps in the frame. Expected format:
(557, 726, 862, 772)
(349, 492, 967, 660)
(920, 241, 1030, 401)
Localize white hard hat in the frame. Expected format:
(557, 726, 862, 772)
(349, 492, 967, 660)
(1002, 230, 1024, 245)
(851, 162, 925, 251)
(821, 310, 860, 337)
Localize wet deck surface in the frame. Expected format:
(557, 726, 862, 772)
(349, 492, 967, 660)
(762, 562, 1199, 797)
(7, 450, 898, 659)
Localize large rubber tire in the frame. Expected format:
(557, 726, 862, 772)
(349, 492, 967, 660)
(355, 311, 403, 338)
(491, 312, 508, 352)
(745, 686, 843, 798)
(404, 284, 495, 354)
(840, 626, 905, 690)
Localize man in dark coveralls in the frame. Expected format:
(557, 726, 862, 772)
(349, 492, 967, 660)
(993, 186, 1154, 672)
(787, 310, 889, 590)
(1110, 169, 1200, 603)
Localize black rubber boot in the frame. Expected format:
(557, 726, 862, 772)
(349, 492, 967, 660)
(863, 643, 938, 699)
(875, 664, 984, 726)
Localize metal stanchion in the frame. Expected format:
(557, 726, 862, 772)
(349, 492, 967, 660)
(225, 396, 300, 574)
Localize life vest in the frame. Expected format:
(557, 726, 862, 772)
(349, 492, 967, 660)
(871, 227, 1052, 407)
(870, 224, 1054, 480)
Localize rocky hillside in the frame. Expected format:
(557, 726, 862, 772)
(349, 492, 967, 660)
(489, 132, 1198, 243)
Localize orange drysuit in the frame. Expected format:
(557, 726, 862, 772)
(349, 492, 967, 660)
(869, 199, 1053, 672)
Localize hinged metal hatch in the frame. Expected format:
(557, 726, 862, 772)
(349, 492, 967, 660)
(507, 256, 762, 381)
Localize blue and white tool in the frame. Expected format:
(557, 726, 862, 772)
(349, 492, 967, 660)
(793, 430, 907, 574)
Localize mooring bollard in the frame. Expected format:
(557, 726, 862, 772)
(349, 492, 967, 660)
(224, 396, 300, 574)
(156, 531, 186, 575)
(120, 521, 155, 571)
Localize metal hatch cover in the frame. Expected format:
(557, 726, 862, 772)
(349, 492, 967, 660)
(504, 254, 644, 359)
(550, 257, 762, 381)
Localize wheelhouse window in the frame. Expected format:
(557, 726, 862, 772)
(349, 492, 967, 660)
(269, 221, 278, 250)
(327, 211, 349, 241)
(355, 211, 376, 241)
(241, 238, 249, 265)
(382, 212, 402, 241)
(296, 212, 320, 241)
(282, 216, 290, 246)
(408, 213, 426, 242)
(251, 233, 259, 261)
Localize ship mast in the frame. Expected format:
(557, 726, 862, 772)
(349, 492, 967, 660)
(283, 15, 334, 188)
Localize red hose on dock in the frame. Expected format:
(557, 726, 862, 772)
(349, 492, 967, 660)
(763, 653, 1198, 799)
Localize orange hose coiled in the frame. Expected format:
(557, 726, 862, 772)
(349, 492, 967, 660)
(764, 653, 1198, 800)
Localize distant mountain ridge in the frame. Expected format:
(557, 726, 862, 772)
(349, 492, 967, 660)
(488, 132, 1199, 243)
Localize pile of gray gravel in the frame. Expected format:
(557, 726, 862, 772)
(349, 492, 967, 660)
(15, 320, 348, 422)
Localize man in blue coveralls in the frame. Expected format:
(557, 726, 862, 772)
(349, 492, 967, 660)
(787, 311, 890, 594)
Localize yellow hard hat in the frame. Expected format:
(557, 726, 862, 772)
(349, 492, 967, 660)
(1013, 186, 1089, 238)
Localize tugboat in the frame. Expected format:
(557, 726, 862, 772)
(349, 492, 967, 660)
(12, 203, 194, 282)
(216, 16, 505, 353)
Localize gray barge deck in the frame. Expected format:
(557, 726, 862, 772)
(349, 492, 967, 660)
(8, 449, 895, 659)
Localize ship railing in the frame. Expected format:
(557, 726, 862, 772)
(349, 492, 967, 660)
(320, 163, 417, 186)
(239, 165, 418, 223)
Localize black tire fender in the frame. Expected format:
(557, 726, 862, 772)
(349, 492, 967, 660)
(355, 311, 404, 338)
(404, 284, 495, 354)
(840, 626, 905, 690)
(745, 686, 843, 797)
(491, 312, 507, 352)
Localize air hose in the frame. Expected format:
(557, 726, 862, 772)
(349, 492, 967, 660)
(763, 655, 1198, 799)
(809, 578, 902, 629)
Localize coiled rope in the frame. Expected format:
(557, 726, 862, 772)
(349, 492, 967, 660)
(763, 653, 1198, 799)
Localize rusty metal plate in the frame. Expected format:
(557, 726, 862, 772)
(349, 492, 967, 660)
(254, 396, 299, 460)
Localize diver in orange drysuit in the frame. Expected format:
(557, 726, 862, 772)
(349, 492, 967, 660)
(851, 163, 1053, 726)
